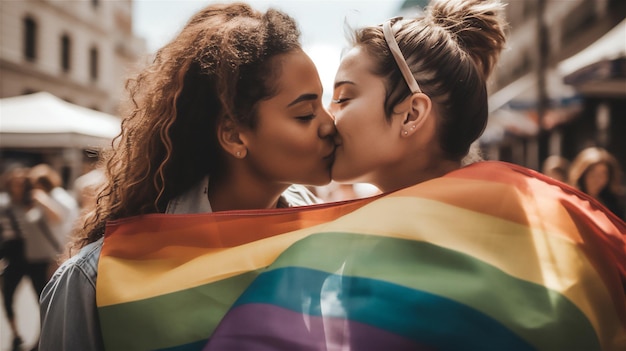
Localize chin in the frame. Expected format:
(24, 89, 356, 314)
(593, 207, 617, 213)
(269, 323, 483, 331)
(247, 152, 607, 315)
(309, 173, 333, 186)
(330, 166, 356, 184)
(294, 169, 331, 187)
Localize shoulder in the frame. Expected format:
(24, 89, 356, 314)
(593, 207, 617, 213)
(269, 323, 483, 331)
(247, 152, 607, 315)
(49, 238, 103, 288)
(281, 184, 322, 207)
(40, 239, 105, 351)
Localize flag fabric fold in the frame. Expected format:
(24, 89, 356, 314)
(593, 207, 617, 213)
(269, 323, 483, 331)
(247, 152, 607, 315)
(96, 161, 626, 351)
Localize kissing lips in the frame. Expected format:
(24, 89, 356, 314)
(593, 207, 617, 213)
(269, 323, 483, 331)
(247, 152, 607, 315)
(323, 145, 336, 169)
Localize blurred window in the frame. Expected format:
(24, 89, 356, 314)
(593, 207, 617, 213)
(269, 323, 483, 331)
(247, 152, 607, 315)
(23, 16, 37, 61)
(89, 46, 98, 81)
(522, 1, 536, 21)
(61, 34, 71, 72)
(561, 0, 596, 45)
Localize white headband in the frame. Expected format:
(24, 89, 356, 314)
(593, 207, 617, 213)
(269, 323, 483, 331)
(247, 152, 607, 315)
(383, 20, 421, 94)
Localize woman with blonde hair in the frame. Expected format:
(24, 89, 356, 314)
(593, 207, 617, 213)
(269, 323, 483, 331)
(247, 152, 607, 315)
(306, 0, 625, 348)
(569, 147, 625, 219)
(330, 0, 506, 192)
(39, 3, 336, 350)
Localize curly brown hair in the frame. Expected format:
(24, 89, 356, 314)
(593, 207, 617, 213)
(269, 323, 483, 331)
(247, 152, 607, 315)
(73, 3, 301, 251)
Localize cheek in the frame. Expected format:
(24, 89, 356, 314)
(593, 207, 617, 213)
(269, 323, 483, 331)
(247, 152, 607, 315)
(258, 128, 320, 162)
(585, 173, 605, 190)
(282, 131, 320, 154)
(596, 173, 609, 187)
(588, 167, 609, 183)
(255, 127, 331, 184)
(335, 115, 355, 139)
(336, 105, 383, 149)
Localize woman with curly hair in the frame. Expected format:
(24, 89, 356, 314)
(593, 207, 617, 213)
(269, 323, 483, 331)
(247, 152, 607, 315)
(38, 3, 335, 350)
(569, 147, 625, 219)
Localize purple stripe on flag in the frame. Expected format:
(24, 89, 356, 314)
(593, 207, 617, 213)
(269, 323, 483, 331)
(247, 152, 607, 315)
(203, 303, 433, 351)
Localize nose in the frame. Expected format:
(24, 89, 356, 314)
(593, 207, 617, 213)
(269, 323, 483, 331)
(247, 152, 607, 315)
(318, 106, 336, 139)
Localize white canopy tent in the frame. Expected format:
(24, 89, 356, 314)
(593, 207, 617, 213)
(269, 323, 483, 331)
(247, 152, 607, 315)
(0, 92, 121, 148)
(1, 92, 122, 186)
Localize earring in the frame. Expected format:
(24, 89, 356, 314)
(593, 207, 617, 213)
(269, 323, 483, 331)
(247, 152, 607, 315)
(236, 149, 247, 158)
(403, 130, 408, 136)
(411, 125, 416, 129)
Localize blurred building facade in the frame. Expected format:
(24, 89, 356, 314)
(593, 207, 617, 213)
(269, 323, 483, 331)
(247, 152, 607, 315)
(0, 0, 146, 186)
(0, 0, 146, 115)
(483, 0, 626, 173)
(399, 0, 626, 174)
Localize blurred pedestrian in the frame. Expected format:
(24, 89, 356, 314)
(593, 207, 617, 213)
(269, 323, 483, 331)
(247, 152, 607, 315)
(39, 3, 335, 350)
(569, 147, 625, 219)
(27, 164, 79, 271)
(0, 167, 55, 351)
(73, 165, 106, 212)
(541, 155, 570, 183)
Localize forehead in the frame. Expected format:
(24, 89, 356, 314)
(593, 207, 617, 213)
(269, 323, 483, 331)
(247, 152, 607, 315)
(271, 50, 322, 100)
(335, 46, 387, 98)
(589, 162, 609, 172)
(336, 46, 376, 80)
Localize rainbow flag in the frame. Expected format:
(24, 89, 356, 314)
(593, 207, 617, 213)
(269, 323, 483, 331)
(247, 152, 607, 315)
(96, 161, 626, 351)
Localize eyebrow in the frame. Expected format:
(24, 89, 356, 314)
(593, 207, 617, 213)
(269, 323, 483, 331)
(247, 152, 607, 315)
(333, 80, 356, 89)
(287, 93, 318, 107)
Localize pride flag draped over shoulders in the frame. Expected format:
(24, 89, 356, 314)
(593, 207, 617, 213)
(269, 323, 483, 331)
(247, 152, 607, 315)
(96, 161, 626, 351)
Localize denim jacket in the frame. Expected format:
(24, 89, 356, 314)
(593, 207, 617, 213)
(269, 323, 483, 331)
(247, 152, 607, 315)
(38, 179, 320, 351)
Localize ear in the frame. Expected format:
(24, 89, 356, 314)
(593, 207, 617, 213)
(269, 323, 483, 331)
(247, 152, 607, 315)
(397, 93, 431, 137)
(217, 118, 248, 159)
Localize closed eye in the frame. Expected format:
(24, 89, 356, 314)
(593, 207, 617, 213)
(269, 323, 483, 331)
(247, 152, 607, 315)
(296, 114, 316, 122)
(331, 98, 350, 104)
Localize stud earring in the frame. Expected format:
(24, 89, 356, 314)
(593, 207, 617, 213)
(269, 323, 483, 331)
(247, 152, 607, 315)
(411, 125, 416, 129)
(403, 130, 408, 136)
(236, 149, 247, 158)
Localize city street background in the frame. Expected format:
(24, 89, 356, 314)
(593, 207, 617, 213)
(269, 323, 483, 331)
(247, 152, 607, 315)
(0, 279, 39, 351)
(0, 0, 624, 349)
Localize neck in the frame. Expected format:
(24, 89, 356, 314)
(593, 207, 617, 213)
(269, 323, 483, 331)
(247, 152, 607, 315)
(208, 167, 289, 212)
(375, 157, 461, 194)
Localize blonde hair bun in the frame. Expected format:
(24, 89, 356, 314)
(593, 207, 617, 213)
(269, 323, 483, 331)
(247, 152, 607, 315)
(426, 0, 507, 78)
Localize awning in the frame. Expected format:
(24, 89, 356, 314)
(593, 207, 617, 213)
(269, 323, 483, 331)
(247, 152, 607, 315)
(484, 72, 582, 145)
(488, 70, 580, 113)
(563, 57, 625, 97)
(488, 74, 535, 113)
(481, 108, 539, 145)
(559, 19, 626, 97)
(558, 19, 626, 77)
(0, 92, 121, 148)
(482, 20, 625, 145)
